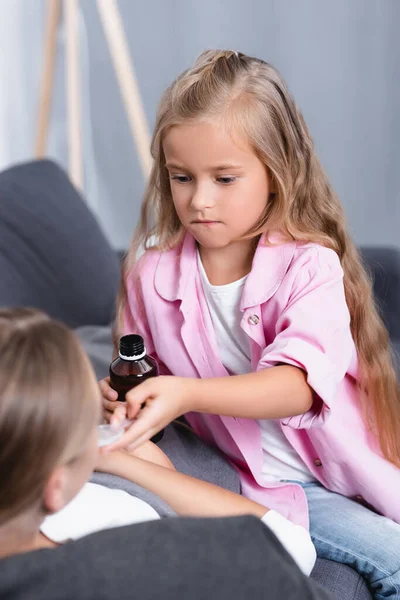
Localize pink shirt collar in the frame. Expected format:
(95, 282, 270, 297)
(155, 232, 297, 309)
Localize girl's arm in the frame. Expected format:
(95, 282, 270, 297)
(188, 365, 313, 418)
(97, 450, 267, 519)
(104, 366, 312, 451)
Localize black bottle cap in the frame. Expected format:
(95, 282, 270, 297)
(119, 334, 145, 358)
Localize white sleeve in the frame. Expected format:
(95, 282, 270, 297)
(261, 510, 317, 576)
(41, 482, 160, 543)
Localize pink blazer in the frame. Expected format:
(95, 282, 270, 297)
(124, 233, 400, 528)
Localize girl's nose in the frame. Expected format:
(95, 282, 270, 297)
(190, 183, 216, 211)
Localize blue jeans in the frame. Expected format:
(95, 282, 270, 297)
(302, 483, 400, 599)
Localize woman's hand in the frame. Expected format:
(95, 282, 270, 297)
(95, 440, 175, 474)
(100, 376, 127, 423)
(128, 440, 175, 470)
(95, 449, 126, 474)
(103, 376, 197, 452)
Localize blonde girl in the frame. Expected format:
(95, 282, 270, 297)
(101, 50, 400, 599)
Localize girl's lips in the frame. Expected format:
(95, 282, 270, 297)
(192, 220, 221, 225)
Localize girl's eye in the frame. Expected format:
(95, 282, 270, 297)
(217, 177, 237, 185)
(170, 175, 192, 184)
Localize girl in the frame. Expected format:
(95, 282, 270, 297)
(101, 50, 400, 599)
(0, 307, 316, 576)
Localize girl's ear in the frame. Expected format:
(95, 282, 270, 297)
(42, 466, 69, 515)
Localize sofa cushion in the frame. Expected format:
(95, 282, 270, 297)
(311, 558, 372, 599)
(0, 160, 120, 327)
(360, 247, 400, 340)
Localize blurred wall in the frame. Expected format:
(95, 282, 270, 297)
(1, 0, 399, 249)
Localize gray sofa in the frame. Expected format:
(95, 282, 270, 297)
(2, 159, 399, 599)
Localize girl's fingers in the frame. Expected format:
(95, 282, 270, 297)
(103, 427, 157, 453)
(102, 380, 168, 452)
(125, 380, 156, 415)
(111, 404, 128, 426)
(126, 401, 143, 420)
(120, 394, 151, 420)
(102, 399, 126, 413)
(103, 408, 160, 452)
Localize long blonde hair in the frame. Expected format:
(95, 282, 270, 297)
(0, 308, 99, 525)
(119, 49, 400, 466)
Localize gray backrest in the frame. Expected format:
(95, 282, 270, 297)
(0, 160, 120, 327)
(360, 247, 400, 341)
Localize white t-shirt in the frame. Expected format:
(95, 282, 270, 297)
(41, 482, 315, 575)
(261, 510, 316, 576)
(198, 252, 316, 484)
(40, 482, 160, 543)
(197, 252, 251, 375)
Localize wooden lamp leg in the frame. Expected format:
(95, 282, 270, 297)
(65, 0, 83, 191)
(35, 0, 62, 158)
(97, 0, 152, 179)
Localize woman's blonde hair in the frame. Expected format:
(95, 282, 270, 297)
(119, 49, 400, 466)
(0, 308, 99, 525)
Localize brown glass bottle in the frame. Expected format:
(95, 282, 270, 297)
(110, 334, 159, 401)
(109, 334, 163, 442)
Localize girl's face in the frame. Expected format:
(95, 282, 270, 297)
(163, 120, 272, 250)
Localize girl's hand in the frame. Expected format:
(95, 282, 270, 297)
(104, 376, 196, 452)
(100, 376, 126, 423)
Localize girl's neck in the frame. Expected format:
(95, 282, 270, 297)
(198, 237, 259, 286)
(0, 515, 56, 559)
